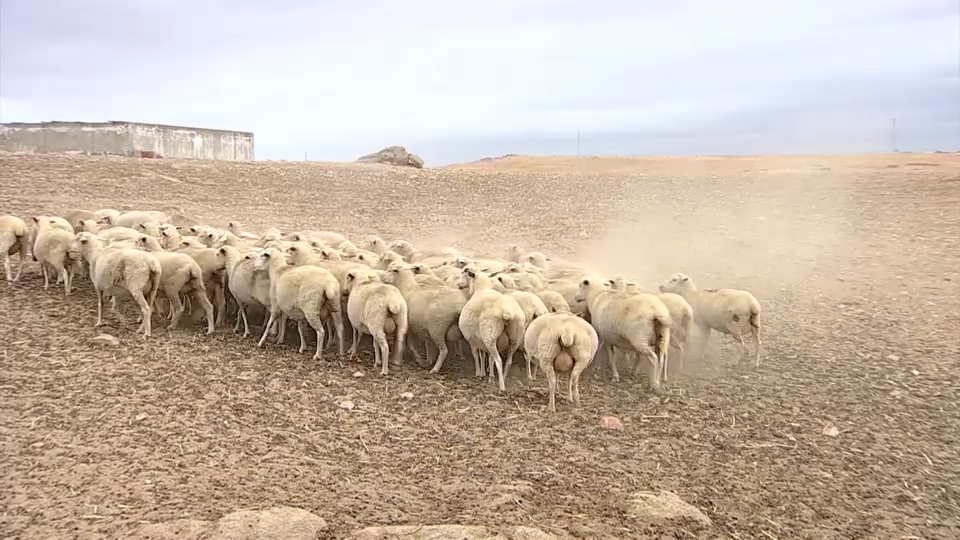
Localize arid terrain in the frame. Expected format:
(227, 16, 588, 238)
(1, 151, 958, 539)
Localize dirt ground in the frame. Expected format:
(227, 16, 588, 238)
(1, 152, 958, 539)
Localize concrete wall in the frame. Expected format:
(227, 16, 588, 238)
(0, 121, 254, 160)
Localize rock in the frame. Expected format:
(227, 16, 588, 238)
(600, 416, 624, 430)
(346, 525, 560, 540)
(90, 333, 120, 346)
(338, 400, 355, 411)
(132, 507, 327, 540)
(356, 145, 425, 169)
(212, 507, 328, 539)
(626, 490, 712, 528)
(400, 391, 414, 400)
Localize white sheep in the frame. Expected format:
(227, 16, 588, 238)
(133, 221, 163, 237)
(659, 273, 762, 368)
(255, 247, 345, 359)
(110, 210, 168, 229)
(63, 209, 95, 230)
(29, 215, 72, 261)
(148, 249, 216, 334)
(0, 215, 29, 281)
(503, 289, 549, 375)
(610, 276, 694, 375)
(226, 221, 260, 241)
(523, 312, 599, 412)
(381, 263, 466, 374)
(343, 268, 409, 375)
(457, 267, 526, 391)
(576, 276, 671, 390)
(76, 219, 103, 234)
(75, 232, 162, 337)
(32, 219, 79, 295)
(93, 208, 120, 224)
(174, 245, 229, 327)
(217, 245, 272, 337)
(291, 230, 348, 247)
(358, 235, 389, 255)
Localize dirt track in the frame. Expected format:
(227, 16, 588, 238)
(1, 152, 958, 539)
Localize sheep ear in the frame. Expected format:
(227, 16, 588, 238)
(681, 276, 690, 282)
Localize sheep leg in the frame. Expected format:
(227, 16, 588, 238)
(470, 346, 484, 378)
(349, 327, 361, 357)
(61, 266, 71, 296)
(428, 336, 450, 375)
(15, 250, 25, 281)
(695, 325, 711, 361)
(545, 366, 559, 413)
(192, 290, 215, 335)
(258, 308, 280, 347)
(753, 327, 762, 369)
(376, 332, 391, 376)
(233, 303, 243, 333)
(276, 313, 288, 345)
(214, 282, 226, 327)
(332, 310, 345, 356)
(606, 344, 621, 383)
(392, 322, 406, 368)
(41, 263, 50, 290)
(485, 344, 507, 392)
(407, 336, 426, 368)
(306, 311, 326, 361)
(131, 290, 152, 338)
(570, 362, 587, 407)
(3, 253, 11, 282)
(297, 320, 308, 353)
(168, 292, 185, 330)
(95, 288, 105, 327)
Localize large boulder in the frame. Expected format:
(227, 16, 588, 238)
(132, 506, 328, 540)
(625, 490, 713, 528)
(356, 146, 425, 169)
(346, 525, 560, 540)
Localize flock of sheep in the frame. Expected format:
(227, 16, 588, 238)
(1, 208, 764, 412)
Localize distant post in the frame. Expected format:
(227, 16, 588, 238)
(891, 118, 897, 153)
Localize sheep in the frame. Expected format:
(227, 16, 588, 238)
(110, 210, 168, 229)
(358, 235, 389, 255)
(408, 263, 448, 287)
(343, 268, 409, 375)
(75, 232, 162, 338)
(133, 221, 163, 237)
(177, 237, 207, 250)
(374, 250, 406, 270)
(381, 263, 466, 374)
(173, 245, 229, 326)
(255, 247, 345, 359)
(534, 290, 571, 313)
(523, 312, 599, 412)
(76, 219, 103, 233)
(457, 267, 526, 391)
(291, 230, 348, 247)
(610, 276, 694, 374)
(159, 224, 182, 250)
(226, 221, 260, 241)
(217, 245, 272, 337)
(63, 210, 95, 230)
(504, 289, 549, 375)
(0, 215, 29, 281)
(659, 273, 762, 368)
(542, 277, 589, 318)
(29, 215, 72, 260)
(99, 226, 144, 244)
(148, 249, 216, 334)
(32, 219, 79, 295)
(388, 240, 418, 261)
(93, 208, 120, 224)
(576, 276, 671, 390)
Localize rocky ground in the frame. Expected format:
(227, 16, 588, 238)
(0, 152, 958, 539)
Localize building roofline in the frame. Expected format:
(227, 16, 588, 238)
(0, 120, 254, 137)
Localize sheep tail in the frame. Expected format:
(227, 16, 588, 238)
(749, 304, 761, 334)
(653, 313, 670, 361)
(147, 258, 162, 308)
(386, 294, 404, 316)
(558, 323, 576, 349)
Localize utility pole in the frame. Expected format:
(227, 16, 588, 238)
(891, 118, 897, 153)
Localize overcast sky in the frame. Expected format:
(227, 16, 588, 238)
(1, 0, 958, 164)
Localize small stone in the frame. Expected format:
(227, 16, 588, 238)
(90, 333, 120, 346)
(338, 400, 355, 411)
(135, 413, 148, 422)
(600, 416, 624, 430)
(400, 392, 414, 400)
(887, 354, 901, 361)
(648, 396, 661, 405)
(352, 371, 364, 378)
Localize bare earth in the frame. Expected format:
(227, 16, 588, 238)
(1, 152, 958, 539)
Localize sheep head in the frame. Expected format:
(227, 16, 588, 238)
(659, 273, 693, 294)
